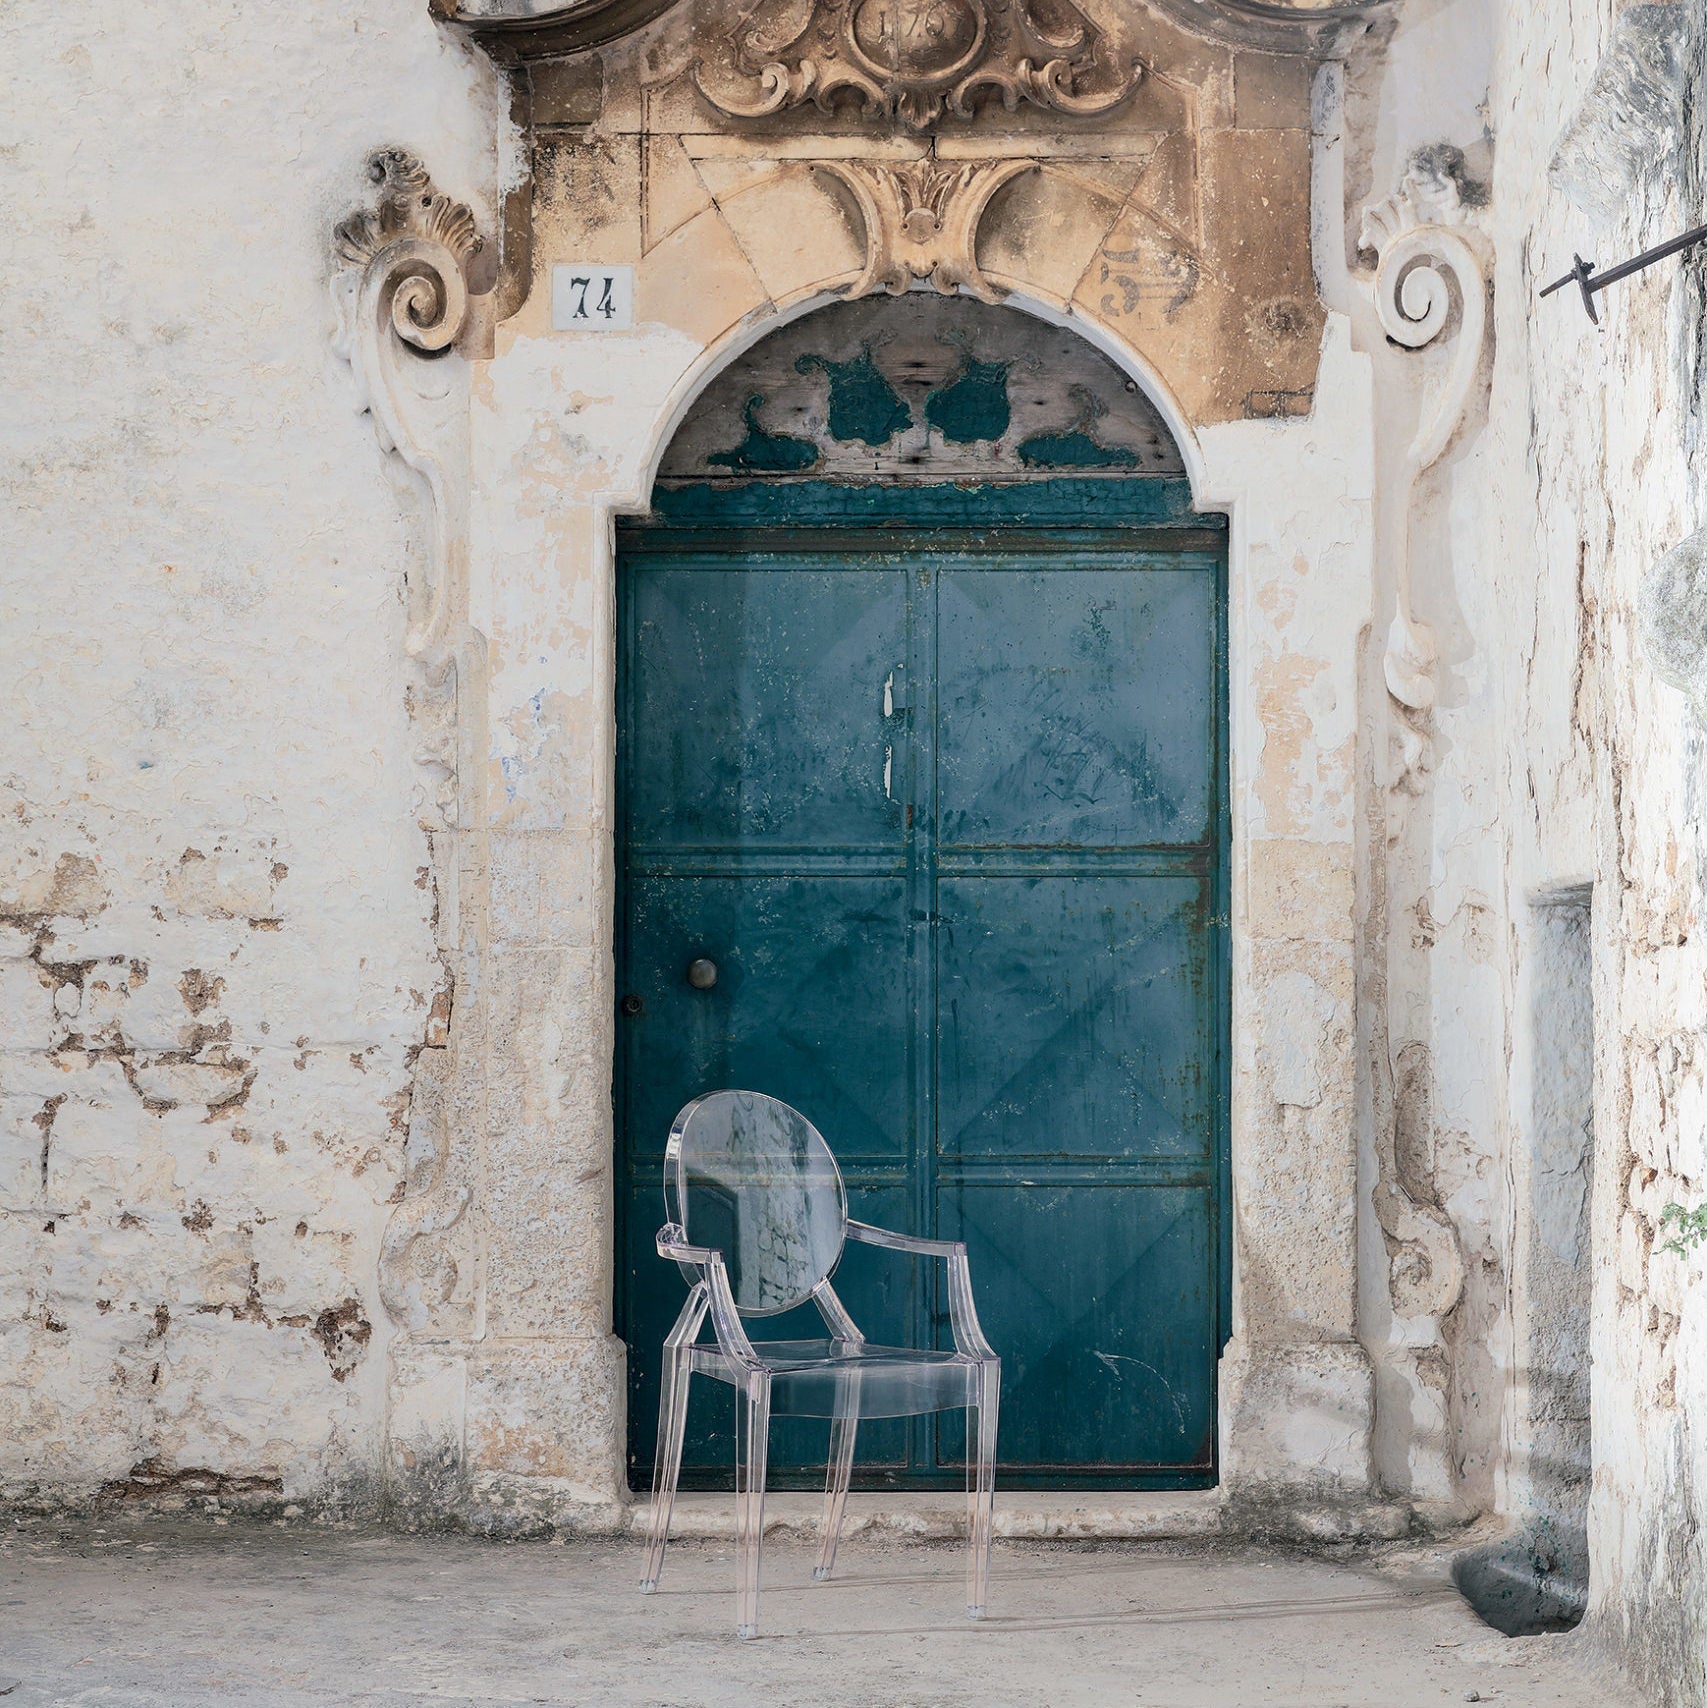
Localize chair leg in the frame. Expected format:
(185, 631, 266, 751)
(813, 1409, 858, 1582)
(966, 1360, 1000, 1619)
(639, 1347, 691, 1593)
(734, 1374, 772, 1639)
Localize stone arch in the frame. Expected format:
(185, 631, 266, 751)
(629, 282, 1214, 518)
(648, 290, 1195, 491)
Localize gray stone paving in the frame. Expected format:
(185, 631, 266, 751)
(0, 1523, 1640, 1707)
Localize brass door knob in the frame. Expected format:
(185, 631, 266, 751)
(686, 958, 718, 990)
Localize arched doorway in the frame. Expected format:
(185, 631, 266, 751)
(615, 295, 1229, 1490)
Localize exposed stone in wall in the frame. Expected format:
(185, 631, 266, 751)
(0, 0, 508, 1513)
(1484, 0, 1707, 1695)
(1640, 527, 1707, 716)
(1548, 4, 1689, 229)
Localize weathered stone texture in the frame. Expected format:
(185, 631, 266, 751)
(1476, 0, 1707, 1697)
(0, 0, 509, 1509)
(8, 6, 1707, 1694)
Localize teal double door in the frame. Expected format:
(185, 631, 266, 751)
(616, 483, 1229, 1489)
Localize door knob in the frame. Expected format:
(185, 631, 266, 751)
(686, 958, 718, 990)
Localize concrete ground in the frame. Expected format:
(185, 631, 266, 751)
(0, 1521, 1641, 1708)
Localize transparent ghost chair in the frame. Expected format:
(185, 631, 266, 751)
(638, 1089, 1000, 1638)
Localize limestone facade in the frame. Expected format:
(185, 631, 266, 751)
(4, 0, 1707, 1696)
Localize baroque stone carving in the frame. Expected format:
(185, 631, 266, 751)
(1357, 150, 1487, 788)
(332, 148, 486, 667)
(334, 152, 484, 1336)
(814, 157, 1034, 301)
(695, 0, 1141, 131)
(1357, 152, 1484, 1431)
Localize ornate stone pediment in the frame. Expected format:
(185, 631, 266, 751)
(434, 0, 1397, 67)
(694, 0, 1141, 130)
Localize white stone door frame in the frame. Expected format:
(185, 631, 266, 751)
(337, 152, 1385, 1534)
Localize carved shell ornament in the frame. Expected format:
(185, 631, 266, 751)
(696, 0, 1142, 131)
(815, 157, 1034, 299)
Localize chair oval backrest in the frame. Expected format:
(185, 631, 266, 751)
(665, 1090, 847, 1315)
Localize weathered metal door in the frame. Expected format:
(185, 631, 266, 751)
(617, 480, 1228, 1490)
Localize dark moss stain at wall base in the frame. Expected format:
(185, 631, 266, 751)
(796, 348, 912, 444)
(706, 395, 820, 473)
(925, 357, 1012, 443)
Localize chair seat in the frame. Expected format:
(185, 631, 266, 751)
(687, 1339, 989, 1419)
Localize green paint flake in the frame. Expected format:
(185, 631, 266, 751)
(705, 395, 820, 473)
(924, 357, 1011, 444)
(1017, 429, 1141, 470)
(795, 348, 912, 445)
(1018, 386, 1140, 470)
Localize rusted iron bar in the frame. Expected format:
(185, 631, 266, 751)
(1542, 221, 1707, 324)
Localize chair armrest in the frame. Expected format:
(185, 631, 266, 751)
(843, 1221, 996, 1362)
(656, 1223, 760, 1372)
(656, 1222, 720, 1266)
(845, 1219, 965, 1257)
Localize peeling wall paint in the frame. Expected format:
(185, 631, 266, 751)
(4, 3, 1707, 1692)
(1342, 0, 1707, 1694)
(0, 0, 509, 1512)
(1502, 2, 1707, 1693)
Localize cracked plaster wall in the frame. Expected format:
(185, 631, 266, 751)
(1482, 1, 1707, 1698)
(0, 0, 508, 1511)
(1506, 3, 1707, 1695)
(1338, 0, 1707, 1695)
(0, 0, 1415, 1534)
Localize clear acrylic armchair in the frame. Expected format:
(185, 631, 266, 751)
(639, 1089, 1000, 1638)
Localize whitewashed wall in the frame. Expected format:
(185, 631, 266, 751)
(0, 0, 509, 1509)
(1485, 2, 1707, 1698)
(1343, 0, 1707, 1697)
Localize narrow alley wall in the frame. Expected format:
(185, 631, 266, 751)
(1484, 1, 1707, 1700)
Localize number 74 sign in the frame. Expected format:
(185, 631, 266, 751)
(551, 265, 635, 331)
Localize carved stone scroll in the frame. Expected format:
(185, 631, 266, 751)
(1357, 154, 1487, 1495)
(332, 149, 486, 668)
(696, 0, 1141, 131)
(814, 157, 1034, 301)
(1357, 152, 1488, 786)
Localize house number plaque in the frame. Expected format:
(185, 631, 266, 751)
(552, 264, 634, 331)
